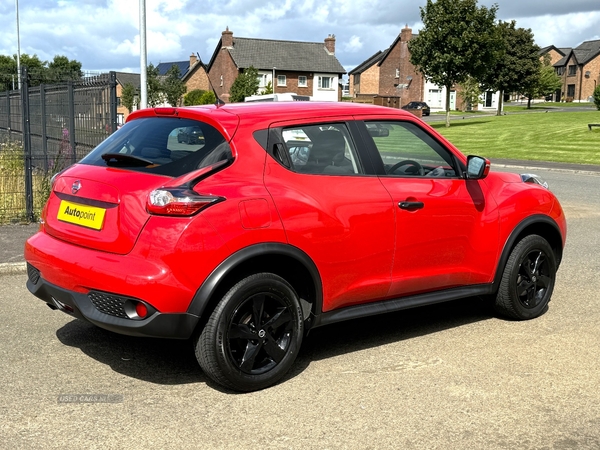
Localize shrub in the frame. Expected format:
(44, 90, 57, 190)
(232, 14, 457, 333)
(593, 85, 600, 111)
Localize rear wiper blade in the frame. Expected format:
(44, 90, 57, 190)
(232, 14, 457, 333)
(101, 153, 154, 166)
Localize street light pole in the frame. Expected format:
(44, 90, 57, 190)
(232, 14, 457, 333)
(15, 0, 22, 90)
(139, 0, 148, 109)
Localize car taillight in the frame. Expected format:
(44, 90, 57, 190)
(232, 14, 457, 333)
(147, 188, 224, 216)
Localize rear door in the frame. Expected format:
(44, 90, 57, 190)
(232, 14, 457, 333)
(263, 118, 395, 312)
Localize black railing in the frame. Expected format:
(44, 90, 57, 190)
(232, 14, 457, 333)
(0, 68, 117, 223)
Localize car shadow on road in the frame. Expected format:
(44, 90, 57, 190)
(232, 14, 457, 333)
(55, 296, 494, 391)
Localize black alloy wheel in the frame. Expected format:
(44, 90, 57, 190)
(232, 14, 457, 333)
(195, 273, 304, 392)
(495, 234, 557, 320)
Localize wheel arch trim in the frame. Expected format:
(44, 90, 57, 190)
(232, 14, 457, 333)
(493, 214, 564, 290)
(187, 243, 323, 318)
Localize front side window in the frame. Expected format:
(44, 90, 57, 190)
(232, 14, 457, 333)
(257, 73, 268, 87)
(568, 65, 577, 76)
(80, 117, 232, 177)
(281, 123, 362, 175)
(567, 84, 575, 97)
(366, 121, 457, 177)
(277, 75, 286, 86)
(298, 76, 307, 87)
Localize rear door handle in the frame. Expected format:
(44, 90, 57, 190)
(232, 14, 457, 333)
(398, 201, 424, 210)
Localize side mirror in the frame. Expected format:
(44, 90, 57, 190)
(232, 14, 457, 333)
(466, 155, 491, 179)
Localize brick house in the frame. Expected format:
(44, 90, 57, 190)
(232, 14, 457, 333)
(349, 26, 500, 112)
(206, 28, 346, 102)
(156, 53, 211, 101)
(543, 40, 600, 102)
(349, 27, 423, 107)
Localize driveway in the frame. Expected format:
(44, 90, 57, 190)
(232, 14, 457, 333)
(1, 166, 599, 449)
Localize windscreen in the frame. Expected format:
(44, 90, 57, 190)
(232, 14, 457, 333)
(80, 117, 232, 177)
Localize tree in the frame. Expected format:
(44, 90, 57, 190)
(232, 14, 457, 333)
(480, 21, 540, 116)
(594, 85, 600, 110)
(146, 63, 163, 107)
(519, 54, 562, 108)
(459, 76, 481, 111)
(47, 55, 83, 83)
(229, 66, 259, 103)
(0, 55, 17, 91)
(162, 64, 187, 107)
(408, 0, 502, 126)
(184, 89, 206, 106)
(121, 83, 137, 113)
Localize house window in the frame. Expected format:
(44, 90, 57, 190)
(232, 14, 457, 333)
(395, 68, 400, 78)
(257, 73, 268, 87)
(568, 65, 577, 76)
(277, 75, 286, 86)
(298, 76, 307, 87)
(556, 67, 565, 76)
(318, 76, 334, 89)
(567, 84, 575, 98)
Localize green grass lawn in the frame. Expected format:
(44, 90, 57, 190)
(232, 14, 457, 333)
(431, 111, 600, 165)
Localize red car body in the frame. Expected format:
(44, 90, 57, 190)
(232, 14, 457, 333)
(25, 102, 566, 391)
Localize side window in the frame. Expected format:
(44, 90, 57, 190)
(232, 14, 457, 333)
(281, 124, 363, 175)
(366, 121, 457, 177)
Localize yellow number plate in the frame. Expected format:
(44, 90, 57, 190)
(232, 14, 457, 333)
(57, 200, 106, 230)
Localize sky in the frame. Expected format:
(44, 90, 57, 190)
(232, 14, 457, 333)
(1, 0, 599, 79)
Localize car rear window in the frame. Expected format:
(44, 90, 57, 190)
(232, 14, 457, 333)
(80, 117, 232, 177)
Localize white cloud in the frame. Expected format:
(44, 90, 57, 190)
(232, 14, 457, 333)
(344, 35, 363, 53)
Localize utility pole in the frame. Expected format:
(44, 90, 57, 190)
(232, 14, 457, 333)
(139, 0, 148, 108)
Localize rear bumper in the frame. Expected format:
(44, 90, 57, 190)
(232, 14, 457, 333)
(26, 267, 199, 339)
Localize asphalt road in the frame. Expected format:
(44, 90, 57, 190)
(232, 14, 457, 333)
(1, 167, 600, 449)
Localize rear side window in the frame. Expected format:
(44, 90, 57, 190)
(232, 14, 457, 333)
(281, 123, 363, 175)
(80, 117, 232, 177)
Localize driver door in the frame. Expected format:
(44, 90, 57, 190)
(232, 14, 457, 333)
(361, 120, 498, 297)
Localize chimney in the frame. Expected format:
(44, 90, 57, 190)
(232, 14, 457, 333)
(222, 27, 233, 49)
(189, 53, 197, 67)
(325, 34, 336, 54)
(400, 25, 412, 42)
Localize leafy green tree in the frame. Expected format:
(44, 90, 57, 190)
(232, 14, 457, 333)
(146, 63, 163, 107)
(120, 83, 137, 113)
(229, 66, 259, 103)
(594, 85, 600, 110)
(47, 55, 83, 82)
(184, 89, 206, 106)
(0, 55, 17, 91)
(162, 64, 187, 106)
(459, 76, 481, 111)
(480, 21, 540, 115)
(519, 55, 562, 108)
(408, 0, 502, 126)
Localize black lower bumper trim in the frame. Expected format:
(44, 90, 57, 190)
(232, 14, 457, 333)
(26, 277, 199, 339)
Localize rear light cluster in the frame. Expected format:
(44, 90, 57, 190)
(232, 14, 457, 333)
(147, 188, 224, 216)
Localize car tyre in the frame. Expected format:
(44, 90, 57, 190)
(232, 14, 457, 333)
(494, 235, 556, 320)
(195, 273, 304, 392)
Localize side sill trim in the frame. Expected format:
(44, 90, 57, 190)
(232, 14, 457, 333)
(312, 284, 494, 329)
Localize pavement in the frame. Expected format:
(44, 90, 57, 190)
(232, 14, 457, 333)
(1, 158, 600, 276)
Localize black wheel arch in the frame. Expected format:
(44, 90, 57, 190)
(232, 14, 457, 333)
(492, 214, 564, 291)
(187, 243, 323, 330)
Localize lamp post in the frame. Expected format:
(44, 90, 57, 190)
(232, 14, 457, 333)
(15, 0, 22, 90)
(139, 0, 147, 108)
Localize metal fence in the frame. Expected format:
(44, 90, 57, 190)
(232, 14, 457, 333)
(0, 68, 117, 223)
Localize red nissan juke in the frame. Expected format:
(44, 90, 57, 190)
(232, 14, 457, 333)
(25, 102, 566, 391)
